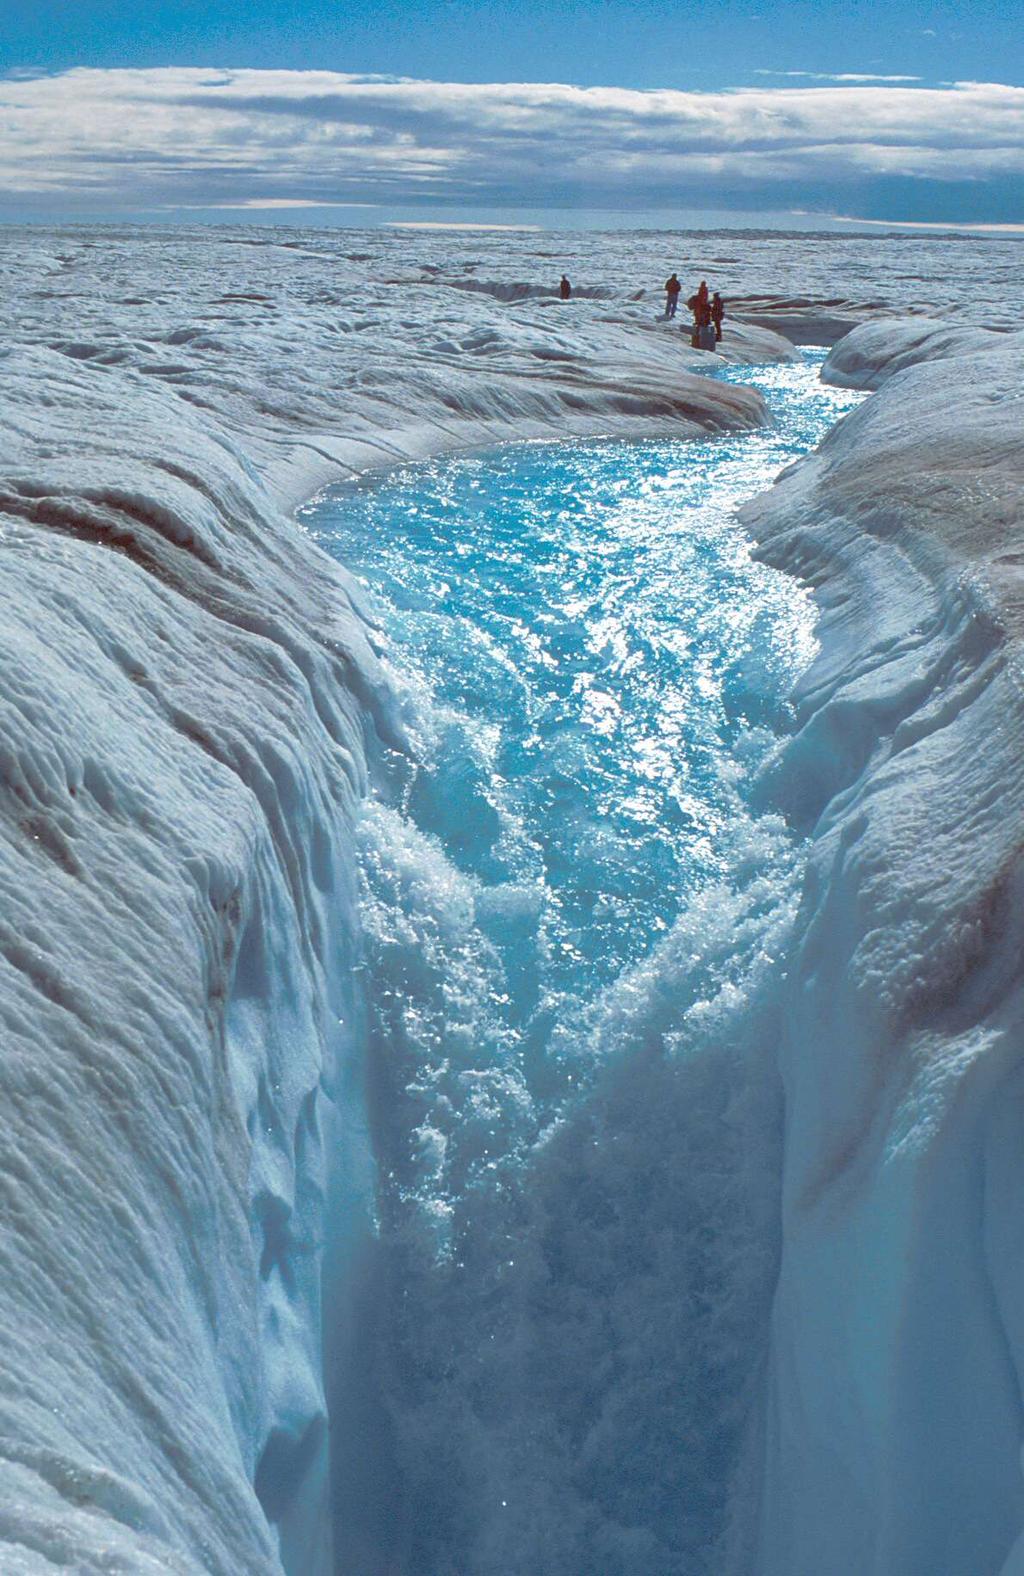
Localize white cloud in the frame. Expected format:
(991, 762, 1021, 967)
(754, 71, 922, 82)
(215, 198, 381, 209)
(0, 67, 1021, 216)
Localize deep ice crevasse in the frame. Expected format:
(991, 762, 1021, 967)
(0, 227, 1022, 1572)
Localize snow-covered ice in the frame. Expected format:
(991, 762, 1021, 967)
(0, 223, 1023, 1573)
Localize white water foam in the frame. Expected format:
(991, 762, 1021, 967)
(308, 357, 862, 1573)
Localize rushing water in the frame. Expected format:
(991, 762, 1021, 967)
(303, 353, 863, 1575)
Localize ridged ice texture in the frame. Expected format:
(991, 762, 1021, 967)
(0, 350, 396, 1574)
(1, 224, 1023, 1575)
(822, 315, 1024, 390)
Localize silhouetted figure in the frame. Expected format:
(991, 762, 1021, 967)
(664, 273, 682, 318)
(687, 280, 711, 325)
(559, 274, 572, 300)
(711, 291, 725, 341)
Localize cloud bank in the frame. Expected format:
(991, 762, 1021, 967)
(0, 67, 1022, 222)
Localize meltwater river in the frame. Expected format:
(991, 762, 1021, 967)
(302, 353, 863, 1575)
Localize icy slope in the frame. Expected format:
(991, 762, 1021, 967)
(0, 228, 782, 518)
(742, 336, 1024, 1574)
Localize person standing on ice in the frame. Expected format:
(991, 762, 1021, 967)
(664, 273, 682, 318)
(687, 280, 711, 325)
(711, 291, 725, 341)
(687, 280, 712, 346)
(559, 274, 572, 300)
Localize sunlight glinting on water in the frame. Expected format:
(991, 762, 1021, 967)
(306, 353, 860, 1012)
(303, 352, 865, 1575)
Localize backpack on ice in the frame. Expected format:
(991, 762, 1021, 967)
(697, 323, 717, 351)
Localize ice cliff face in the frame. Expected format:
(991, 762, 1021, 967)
(742, 333, 1024, 1574)
(0, 344, 396, 1573)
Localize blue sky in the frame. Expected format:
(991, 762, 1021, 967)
(1, 0, 1022, 227)
(4, 0, 1021, 91)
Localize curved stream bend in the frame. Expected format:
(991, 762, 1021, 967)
(301, 354, 863, 1575)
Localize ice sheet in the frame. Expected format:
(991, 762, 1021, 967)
(1, 223, 1022, 1572)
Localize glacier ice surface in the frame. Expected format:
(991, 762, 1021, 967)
(1, 224, 1023, 1573)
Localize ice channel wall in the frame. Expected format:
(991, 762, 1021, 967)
(741, 328, 1024, 1574)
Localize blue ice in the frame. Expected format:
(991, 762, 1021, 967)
(301, 353, 863, 1574)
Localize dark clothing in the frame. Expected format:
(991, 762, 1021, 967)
(664, 275, 681, 319)
(711, 294, 725, 341)
(559, 277, 572, 300)
(687, 284, 712, 348)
